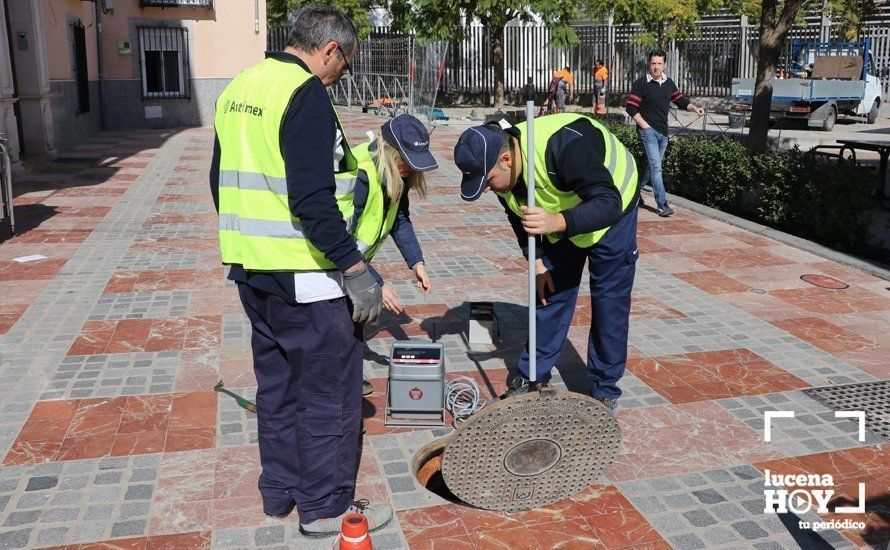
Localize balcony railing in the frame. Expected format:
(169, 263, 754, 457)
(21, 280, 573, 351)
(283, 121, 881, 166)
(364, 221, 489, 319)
(140, 0, 213, 8)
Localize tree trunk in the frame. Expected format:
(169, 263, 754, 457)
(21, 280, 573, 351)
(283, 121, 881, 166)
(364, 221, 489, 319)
(490, 24, 505, 108)
(748, 27, 782, 152)
(747, 0, 809, 153)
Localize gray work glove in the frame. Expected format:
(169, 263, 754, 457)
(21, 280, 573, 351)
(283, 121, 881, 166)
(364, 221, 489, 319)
(343, 266, 382, 324)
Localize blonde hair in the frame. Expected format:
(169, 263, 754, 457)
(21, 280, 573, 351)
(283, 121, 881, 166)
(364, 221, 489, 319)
(373, 131, 428, 203)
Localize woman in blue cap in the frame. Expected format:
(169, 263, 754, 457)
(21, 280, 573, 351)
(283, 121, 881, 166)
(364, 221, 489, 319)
(350, 113, 439, 316)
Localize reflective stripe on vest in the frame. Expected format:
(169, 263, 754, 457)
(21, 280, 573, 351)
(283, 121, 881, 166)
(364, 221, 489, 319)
(214, 57, 364, 271)
(498, 113, 638, 248)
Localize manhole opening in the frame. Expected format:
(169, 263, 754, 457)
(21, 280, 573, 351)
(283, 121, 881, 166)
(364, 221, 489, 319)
(413, 438, 462, 504)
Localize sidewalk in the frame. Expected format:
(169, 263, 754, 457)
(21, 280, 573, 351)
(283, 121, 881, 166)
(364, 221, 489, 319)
(0, 110, 886, 549)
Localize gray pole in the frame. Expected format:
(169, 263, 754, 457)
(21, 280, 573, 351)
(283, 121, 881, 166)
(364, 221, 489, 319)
(525, 77, 536, 384)
(95, 0, 106, 130)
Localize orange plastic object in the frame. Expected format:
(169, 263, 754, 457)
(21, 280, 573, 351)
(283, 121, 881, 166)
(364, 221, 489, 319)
(339, 513, 372, 549)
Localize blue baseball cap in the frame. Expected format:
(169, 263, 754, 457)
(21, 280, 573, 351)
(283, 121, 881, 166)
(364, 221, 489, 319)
(454, 125, 504, 201)
(381, 114, 438, 172)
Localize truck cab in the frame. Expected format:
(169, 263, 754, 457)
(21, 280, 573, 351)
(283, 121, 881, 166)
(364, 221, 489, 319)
(731, 40, 883, 131)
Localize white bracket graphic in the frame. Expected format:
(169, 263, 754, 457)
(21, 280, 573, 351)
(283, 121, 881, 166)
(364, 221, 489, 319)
(764, 411, 795, 442)
(835, 411, 866, 442)
(835, 482, 866, 514)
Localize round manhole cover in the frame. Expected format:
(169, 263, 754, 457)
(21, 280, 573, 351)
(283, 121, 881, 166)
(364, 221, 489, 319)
(801, 274, 849, 290)
(441, 389, 621, 512)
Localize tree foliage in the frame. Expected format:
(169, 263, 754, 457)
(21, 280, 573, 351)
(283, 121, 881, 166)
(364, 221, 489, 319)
(267, 0, 375, 38)
(587, 0, 724, 48)
(388, 0, 582, 107)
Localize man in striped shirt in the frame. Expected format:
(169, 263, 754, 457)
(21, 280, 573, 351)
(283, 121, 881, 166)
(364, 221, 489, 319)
(626, 49, 704, 217)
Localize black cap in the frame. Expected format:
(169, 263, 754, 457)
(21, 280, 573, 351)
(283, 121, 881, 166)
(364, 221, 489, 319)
(381, 114, 438, 172)
(453, 125, 503, 201)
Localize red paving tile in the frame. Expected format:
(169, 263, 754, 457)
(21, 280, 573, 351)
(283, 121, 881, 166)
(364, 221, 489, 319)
(627, 349, 810, 404)
(104, 268, 225, 293)
(770, 317, 876, 353)
(770, 287, 890, 315)
(607, 401, 784, 481)
(674, 269, 749, 294)
(686, 247, 793, 270)
(67, 316, 221, 355)
(3, 393, 217, 466)
(0, 258, 68, 281)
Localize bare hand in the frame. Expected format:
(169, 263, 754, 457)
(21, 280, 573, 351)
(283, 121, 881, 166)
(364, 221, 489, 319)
(381, 284, 403, 314)
(694, 106, 705, 116)
(520, 206, 566, 235)
(413, 262, 431, 294)
(535, 259, 555, 306)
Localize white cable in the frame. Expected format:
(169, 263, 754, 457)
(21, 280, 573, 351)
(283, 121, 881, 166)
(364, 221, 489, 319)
(445, 376, 486, 429)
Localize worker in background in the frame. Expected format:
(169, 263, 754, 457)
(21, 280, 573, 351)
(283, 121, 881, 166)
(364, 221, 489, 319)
(453, 113, 640, 412)
(351, 114, 437, 314)
(553, 66, 574, 113)
(210, 6, 391, 537)
(593, 59, 608, 115)
(626, 49, 705, 217)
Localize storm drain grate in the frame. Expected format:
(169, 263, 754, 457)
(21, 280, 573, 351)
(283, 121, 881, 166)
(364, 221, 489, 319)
(804, 380, 890, 441)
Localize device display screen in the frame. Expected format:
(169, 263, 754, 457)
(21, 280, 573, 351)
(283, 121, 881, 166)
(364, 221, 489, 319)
(392, 346, 441, 364)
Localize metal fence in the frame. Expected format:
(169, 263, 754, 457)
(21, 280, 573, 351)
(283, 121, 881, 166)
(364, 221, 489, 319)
(268, 18, 890, 102)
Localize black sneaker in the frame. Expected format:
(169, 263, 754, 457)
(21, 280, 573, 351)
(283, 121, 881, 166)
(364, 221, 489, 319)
(499, 376, 548, 399)
(656, 205, 674, 217)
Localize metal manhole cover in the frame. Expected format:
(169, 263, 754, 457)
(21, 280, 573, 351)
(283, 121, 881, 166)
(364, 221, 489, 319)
(804, 381, 890, 441)
(441, 388, 621, 512)
(800, 274, 849, 290)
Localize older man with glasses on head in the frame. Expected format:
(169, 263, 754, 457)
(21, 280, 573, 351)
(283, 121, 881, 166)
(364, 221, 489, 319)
(210, 4, 391, 537)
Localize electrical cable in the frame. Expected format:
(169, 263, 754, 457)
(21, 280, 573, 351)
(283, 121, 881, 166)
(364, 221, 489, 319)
(444, 375, 486, 429)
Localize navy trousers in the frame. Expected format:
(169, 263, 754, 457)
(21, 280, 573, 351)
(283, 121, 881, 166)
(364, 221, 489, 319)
(237, 284, 363, 523)
(516, 207, 638, 400)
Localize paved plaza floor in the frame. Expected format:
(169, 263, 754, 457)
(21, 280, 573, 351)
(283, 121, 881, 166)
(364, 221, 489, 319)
(0, 110, 887, 549)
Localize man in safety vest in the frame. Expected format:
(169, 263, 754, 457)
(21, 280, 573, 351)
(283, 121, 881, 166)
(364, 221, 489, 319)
(210, 6, 391, 537)
(453, 114, 639, 412)
(593, 59, 608, 115)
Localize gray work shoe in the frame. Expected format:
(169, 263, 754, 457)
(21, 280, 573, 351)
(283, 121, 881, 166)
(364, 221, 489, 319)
(299, 499, 393, 538)
(594, 396, 618, 413)
(656, 205, 674, 217)
(362, 377, 374, 396)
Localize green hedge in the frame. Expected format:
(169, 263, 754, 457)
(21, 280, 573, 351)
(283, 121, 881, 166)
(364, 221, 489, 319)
(608, 129, 877, 257)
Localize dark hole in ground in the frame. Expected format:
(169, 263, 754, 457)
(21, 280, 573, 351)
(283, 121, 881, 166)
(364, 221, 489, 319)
(413, 439, 461, 504)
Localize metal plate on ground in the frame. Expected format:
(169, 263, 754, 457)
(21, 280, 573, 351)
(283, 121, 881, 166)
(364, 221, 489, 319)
(800, 274, 849, 290)
(804, 380, 890, 441)
(441, 388, 621, 512)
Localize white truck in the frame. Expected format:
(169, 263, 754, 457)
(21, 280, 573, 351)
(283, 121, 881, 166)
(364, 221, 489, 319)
(730, 40, 883, 131)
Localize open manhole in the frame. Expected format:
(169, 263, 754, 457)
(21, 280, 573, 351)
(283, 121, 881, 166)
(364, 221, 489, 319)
(804, 380, 890, 441)
(413, 434, 460, 503)
(413, 389, 621, 512)
(800, 274, 849, 290)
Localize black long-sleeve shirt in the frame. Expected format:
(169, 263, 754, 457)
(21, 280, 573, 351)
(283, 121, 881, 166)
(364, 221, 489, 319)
(210, 52, 364, 301)
(625, 75, 691, 136)
(500, 118, 633, 265)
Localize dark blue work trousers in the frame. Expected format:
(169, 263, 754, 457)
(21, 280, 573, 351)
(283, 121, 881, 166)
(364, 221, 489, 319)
(237, 284, 363, 524)
(517, 207, 638, 400)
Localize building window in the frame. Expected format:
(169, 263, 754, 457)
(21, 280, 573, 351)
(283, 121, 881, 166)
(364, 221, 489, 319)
(137, 26, 191, 99)
(71, 21, 90, 113)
